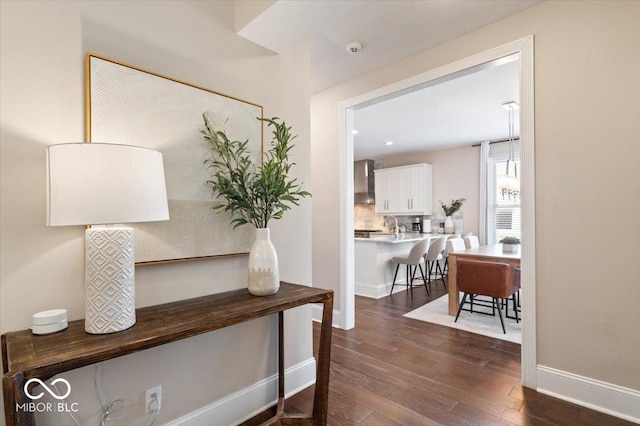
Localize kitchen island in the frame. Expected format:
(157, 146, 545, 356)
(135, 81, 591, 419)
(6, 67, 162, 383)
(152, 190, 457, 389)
(355, 233, 442, 298)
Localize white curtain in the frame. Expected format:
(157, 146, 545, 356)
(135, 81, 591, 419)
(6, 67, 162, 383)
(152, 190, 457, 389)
(478, 141, 490, 245)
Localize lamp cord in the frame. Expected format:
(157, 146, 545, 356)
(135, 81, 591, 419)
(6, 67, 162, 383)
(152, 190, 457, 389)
(47, 364, 128, 426)
(95, 364, 126, 425)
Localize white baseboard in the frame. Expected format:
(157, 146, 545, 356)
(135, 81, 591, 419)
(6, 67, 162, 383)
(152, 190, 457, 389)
(537, 365, 640, 423)
(311, 305, 343, 328)
(354, 281, 411, 299)
(167, 357, 316, 426)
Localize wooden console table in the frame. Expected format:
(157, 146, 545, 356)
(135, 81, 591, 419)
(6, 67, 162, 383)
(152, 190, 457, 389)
(2, 282, 333, 426)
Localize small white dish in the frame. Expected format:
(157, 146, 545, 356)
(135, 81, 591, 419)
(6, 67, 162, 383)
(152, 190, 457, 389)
(32, 309, 68, 335)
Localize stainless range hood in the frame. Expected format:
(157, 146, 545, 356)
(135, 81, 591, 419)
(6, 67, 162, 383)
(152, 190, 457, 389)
(354, 160, 375, 204)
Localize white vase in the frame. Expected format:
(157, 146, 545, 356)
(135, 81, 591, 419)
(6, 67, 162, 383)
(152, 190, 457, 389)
(444, 216, 454, 234)
(248, 228, 280, 296)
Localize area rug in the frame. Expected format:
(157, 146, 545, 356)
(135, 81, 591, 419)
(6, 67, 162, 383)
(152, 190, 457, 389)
(403, 295, 521, 344)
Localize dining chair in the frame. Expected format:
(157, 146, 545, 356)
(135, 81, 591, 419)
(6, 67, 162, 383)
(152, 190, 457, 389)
(446, 237, 466, 253)
(448, 236, 481, 304)
(442, 234, 462, 275)
(390, 238, 431, 296)
(503, 266, 522, 320)
(454, 259, 521, 333)
(443, 237, 465, 275)
(424, 236, 447, 291)
(463, 235, 480, 249)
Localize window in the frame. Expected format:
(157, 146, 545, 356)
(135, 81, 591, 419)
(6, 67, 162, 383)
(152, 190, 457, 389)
(496, 210, 513, 229)
(488, 156, 521, 244)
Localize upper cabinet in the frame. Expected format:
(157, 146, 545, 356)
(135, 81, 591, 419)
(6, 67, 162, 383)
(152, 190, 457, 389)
(374, 167, 398, 213)
(374, 163, 432, 215)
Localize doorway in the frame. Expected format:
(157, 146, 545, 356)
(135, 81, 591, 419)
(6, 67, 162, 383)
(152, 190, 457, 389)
(337, 36, 536, 388)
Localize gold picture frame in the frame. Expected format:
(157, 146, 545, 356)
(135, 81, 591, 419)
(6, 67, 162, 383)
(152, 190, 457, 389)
(85, 53, 263, 264)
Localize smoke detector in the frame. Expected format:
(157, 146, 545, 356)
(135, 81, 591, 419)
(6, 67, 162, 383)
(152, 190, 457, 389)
(346, 42, 362, 54)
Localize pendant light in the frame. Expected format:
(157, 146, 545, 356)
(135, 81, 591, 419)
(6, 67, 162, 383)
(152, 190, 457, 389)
(498, 101, 520, 201)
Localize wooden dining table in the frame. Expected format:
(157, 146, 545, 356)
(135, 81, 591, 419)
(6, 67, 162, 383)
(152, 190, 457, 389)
(447, 244, 521, 315)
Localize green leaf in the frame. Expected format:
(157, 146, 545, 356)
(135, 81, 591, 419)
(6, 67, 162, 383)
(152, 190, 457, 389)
(201, 114, 311, 229)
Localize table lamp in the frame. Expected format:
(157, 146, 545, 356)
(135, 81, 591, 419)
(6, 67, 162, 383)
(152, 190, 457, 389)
(46, 143, 169, 334)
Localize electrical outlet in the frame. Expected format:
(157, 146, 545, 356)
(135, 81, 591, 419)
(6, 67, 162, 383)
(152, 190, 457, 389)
(145, 385, 162, 414)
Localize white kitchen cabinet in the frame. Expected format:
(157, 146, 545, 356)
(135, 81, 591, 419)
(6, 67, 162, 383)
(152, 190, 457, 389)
(374, 167, 397, 213)
(374, 163, 432, 215)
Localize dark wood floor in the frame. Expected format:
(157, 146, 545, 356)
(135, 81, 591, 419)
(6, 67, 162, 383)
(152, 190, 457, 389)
(245, 282, 633, 425)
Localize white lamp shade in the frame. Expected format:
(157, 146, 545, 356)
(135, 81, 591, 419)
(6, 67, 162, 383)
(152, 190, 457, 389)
(47, 143, 170, 226)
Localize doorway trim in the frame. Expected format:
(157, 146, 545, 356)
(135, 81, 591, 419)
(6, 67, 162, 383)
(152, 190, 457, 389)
(337, 36, 536, 388)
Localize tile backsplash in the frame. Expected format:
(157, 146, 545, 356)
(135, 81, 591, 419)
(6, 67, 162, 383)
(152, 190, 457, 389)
(354, 203, 431, 233)
(354, 204, 385, 230)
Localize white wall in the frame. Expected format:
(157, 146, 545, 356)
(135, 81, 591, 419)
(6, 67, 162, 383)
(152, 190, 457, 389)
(311, 0, 640, 392)
(0, 1, 312, 425)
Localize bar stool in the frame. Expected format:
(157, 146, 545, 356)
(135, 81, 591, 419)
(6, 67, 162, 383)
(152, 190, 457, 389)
(390, 239, 431, 296)
(424, 236, 448, 292)
(463, 235, 480, 249)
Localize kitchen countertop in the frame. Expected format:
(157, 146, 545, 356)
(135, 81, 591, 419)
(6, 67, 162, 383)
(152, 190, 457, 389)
(354, 233, 444, 244)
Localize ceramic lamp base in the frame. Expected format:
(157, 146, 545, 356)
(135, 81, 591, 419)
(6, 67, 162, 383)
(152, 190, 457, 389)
(85, 227, 136, 334)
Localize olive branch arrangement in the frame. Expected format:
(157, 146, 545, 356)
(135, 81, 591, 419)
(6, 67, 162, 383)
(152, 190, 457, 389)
(439, 198, 466, 217)
(201, 114, 310, 229)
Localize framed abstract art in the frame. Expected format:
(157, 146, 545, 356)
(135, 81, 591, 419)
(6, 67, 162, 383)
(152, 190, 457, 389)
(86, 53, 263, 264)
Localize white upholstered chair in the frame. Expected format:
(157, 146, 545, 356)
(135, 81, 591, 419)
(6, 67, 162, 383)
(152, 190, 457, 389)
(390, 238, 431, 296)
(442, 234, 462, 275)
(446, 237, 466, 253)
(463, 235, 480, 249)
(424, 236, 448, 291)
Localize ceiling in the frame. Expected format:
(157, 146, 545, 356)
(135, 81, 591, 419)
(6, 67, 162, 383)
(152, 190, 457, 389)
(354, 55, 520, 160)
(237, 0, 537, 159)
